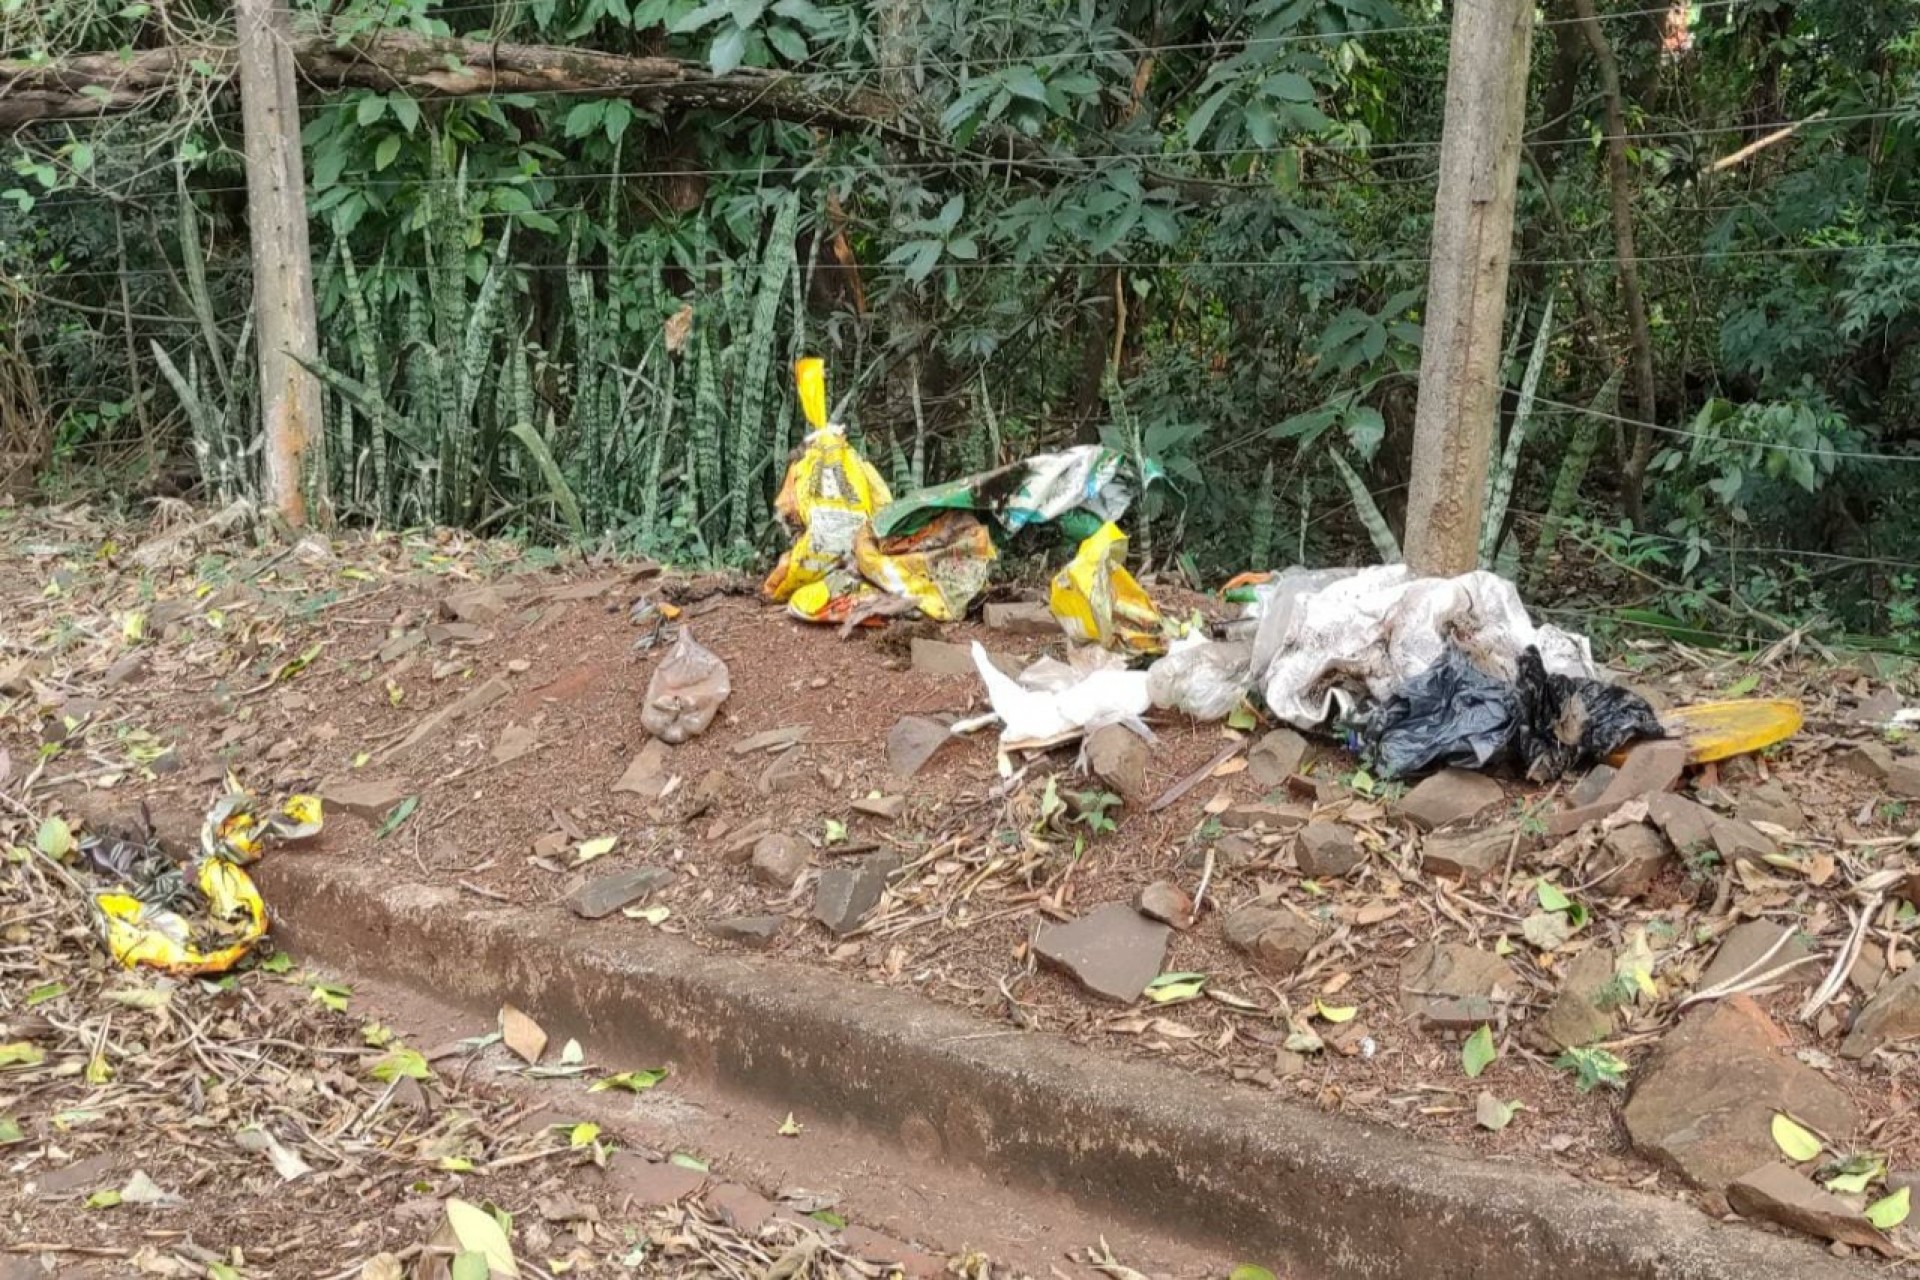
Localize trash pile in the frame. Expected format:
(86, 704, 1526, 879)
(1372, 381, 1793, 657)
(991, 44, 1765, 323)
(758, 359, 1800, 782)
(70, 784, 322, 975)
(764, 358, 1169, 647)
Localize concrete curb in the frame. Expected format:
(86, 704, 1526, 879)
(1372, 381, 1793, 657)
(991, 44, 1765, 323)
(247, 853, 1860, 1280)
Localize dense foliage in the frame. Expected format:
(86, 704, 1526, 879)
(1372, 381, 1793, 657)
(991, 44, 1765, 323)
(2, 0, 1919, 641)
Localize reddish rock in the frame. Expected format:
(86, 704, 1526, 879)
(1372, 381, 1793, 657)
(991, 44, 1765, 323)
(1085, 724, 1151, 802)
(1537, 945, 1616, 1050)
(708, 1183, 775, 1235)
(1295, 821, 1364, 879)
(566, 867, 674, 920)
(1728, 1163, 1894, 1255)
(1699, 921, 1813, 995)
(321, 777, 407, 822)
(1841, 965, 1920, 1059)
(1891, 759, 1920, 800)
(750, 833, 810, 889)
(1421, 828, 1512, 882)
(1547, 740, 1690, 835)
(1222, 905, 1319, 978)
(1648, 791, 1716, 854)
(1568, 764, 1617, 808)
(814, 853, 901, 936)
(612, 740, 673, 797)
(1218, 803, 1311, 832)
(1590, 823, 1673, 898)
(1710, 817, 1778, 867)
(441, 584, 508, 623)
(1623, 997, 1857, 1192)
(1248, 729, 1309, 787)
(709, 915, 784, 949)
(1398, 943, 1519, 1030)
(840, 1226, 946, 1279)
(887, 716, 950, 779)
(911, 638, 1018, 679)
(1400, 769, 1504, 832)
(1735, 780, 1806, 832)
(1835, 741, 1894, 784)
(1135, 880, 1194, 929)
(1034, 904, 1171, 1003)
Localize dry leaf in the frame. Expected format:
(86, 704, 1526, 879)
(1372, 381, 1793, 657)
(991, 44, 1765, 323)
(1211, 757, 1248, 778)
(1354, 902, 1403, 926)
(499, 1005, 547, 1065)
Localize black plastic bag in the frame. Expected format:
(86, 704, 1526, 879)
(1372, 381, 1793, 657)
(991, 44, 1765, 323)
(1363, 645, 1665, 782)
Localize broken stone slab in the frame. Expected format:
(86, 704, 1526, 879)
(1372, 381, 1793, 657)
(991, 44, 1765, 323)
(1648, 791, 1716, 854)
(730, 725, 811, 756)
(1222, 905, 1318, 978)
(566, 867, 674, 920)
(1247, 729, 1309, 788)
(1217, 802, 1311, 832)
(1727, 1163, 1894, 1255)
(1835, 741, 1894, 784)
(1735, 780, 1806, 832)
(709, 915, 784, 949)
(982, 601, 1059, 636)
(851, 794, 905, 822)
(1135, 880, 1194, 930)
(102, 652, 147, 689)
(1399, 943, 1520, 1030)
(321, 777, 407, 822)
(1421, 827, 1512, 882)
(814, 852, 902, 937)
(1850, 688, 1903, 727)
(1295, 821, 1364, 879)
(1085, 723, 1151, 802)
(426, 621, 493, 647)
(1699, 921, 1815, 995)
(1710, 817, 1778, 867)
(441, 585, 508, 624)
(1034, 903, 1171, 1003)
(384, 675, 511, 758)
(887, 716, 950, 779)
(1623, 996, 1857, 1192)
(756, 748, 814, 795)
(1547, 739, 1691, 836)
(1399, 769, 1504, 832)
(379, 630, 427, 663)
(750, 833, 810, 889)
(492, 724, 537, 765)
(1590, 823, 1672, 898)
(1890, 759, 1920, 800)
(1537, 945, 1617, 1051)
(910, 637, 1021, 679)
(1568, 764, 1618, 808)
(1841, 964, 1920, 1059)
(612, 740, 674, 798)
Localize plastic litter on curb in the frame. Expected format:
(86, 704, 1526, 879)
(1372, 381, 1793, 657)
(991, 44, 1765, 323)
(88, 786, 324, 975)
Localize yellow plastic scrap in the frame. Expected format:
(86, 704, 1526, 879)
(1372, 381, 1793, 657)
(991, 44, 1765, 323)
(853, 511, 997, 623)
(97, 858, 266, 976)
(98, 789, 322, 976)
(761, 358, 893, 614)
(1049, 523, 1165, 653)
(1659, 698, 1804, 764)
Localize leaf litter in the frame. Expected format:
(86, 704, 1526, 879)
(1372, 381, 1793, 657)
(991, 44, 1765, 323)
(7, 501, 1920, 1258)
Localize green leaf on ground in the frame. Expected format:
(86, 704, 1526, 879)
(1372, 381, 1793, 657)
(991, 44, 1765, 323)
(375, 796, 420, 839)
(1462, 1024, 1497, 1079)
(1866, 1186, 1911, 1230)
(1771, 1113, 1823, 1163)
(591, 1068, 669, 1093)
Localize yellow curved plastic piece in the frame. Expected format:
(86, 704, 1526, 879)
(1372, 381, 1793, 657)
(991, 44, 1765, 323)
(1049, 523, 1165, 653)
(1659, 698, 1804, 764)
(794, 357, 828, 431)
(96, 857, 268, 976)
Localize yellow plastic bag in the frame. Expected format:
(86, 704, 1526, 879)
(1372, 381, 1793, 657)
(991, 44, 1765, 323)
(854, 511, 997, 623)
(97, 857, 267, 976)
(1049, 523, 1165, 653)
(1658, 698, 1803, 764)
(762, 358, 892, 608)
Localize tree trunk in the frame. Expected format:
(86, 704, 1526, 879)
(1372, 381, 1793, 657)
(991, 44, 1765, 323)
(1403, 0, 1535, 576)
(1572, 0, 1659, 526)
(237, 0, 325, 525)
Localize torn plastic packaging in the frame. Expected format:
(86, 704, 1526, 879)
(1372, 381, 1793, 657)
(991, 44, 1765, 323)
(1362, 645, 1667, 782)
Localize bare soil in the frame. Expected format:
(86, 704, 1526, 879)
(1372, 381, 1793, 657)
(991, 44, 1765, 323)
(4, 500, 1919, 1261)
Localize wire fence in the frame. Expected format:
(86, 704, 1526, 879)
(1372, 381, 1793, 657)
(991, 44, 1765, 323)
(7, 0, 1919, 641)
